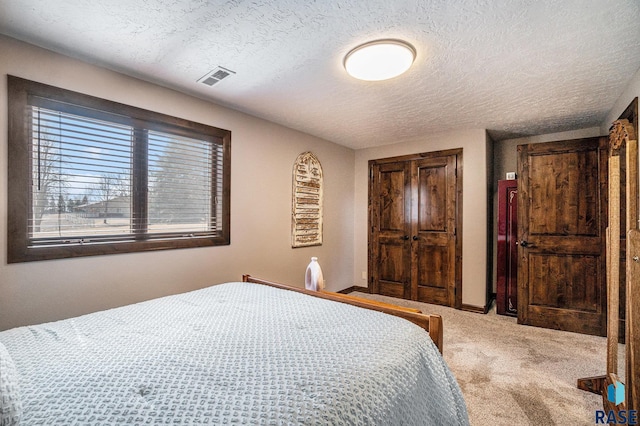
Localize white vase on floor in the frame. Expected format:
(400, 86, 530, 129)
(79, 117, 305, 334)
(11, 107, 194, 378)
(305, 257, 325, 291)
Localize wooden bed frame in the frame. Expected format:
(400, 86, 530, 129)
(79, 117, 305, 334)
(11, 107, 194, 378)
(577, 116, 639, 413)
(242, 275, 444, 353)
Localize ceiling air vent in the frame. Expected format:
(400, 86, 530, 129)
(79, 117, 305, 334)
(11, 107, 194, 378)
(198, 66, 235, 87)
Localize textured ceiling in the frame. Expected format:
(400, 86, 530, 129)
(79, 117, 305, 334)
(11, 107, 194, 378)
(1, 0, 639, 149)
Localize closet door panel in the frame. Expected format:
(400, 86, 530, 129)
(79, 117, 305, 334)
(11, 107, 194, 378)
(371, 162, 411, 299)
(411, 155, 457, 306)
(417, 165, 447, 231)
(378, 244, 406, 298)
(369, 149, 461, 307)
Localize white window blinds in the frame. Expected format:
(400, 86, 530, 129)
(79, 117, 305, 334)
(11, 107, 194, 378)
(147, 130, 222, 237)
(28, 103, 223, 247)
(30, 106, 133, 245)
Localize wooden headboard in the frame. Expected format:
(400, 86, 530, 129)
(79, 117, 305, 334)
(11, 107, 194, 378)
(242, 275, 443, 353)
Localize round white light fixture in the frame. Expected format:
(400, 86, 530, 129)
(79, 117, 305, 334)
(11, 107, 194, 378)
(344, 39, 416, 81)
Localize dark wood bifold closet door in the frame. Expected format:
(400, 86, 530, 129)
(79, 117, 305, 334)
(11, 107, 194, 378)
(371, 161, 412, 299)
(517, 138, 608, 336)
(411, 156, 457, 305)
(369, 150, 461, 308)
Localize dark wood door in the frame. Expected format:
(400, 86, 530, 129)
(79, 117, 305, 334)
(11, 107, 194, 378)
(411, 155, 457, 305)
(369, 150, 460, 307)
(517, 137, 607, 336)
(370, 161, 412, 299)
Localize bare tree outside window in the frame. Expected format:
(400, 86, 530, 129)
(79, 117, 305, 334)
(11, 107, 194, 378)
(31, 135, 66, 233)
(92, 172, 131, 225)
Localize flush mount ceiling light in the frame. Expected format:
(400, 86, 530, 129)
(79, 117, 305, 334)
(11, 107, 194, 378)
(344, 39, 416, 81)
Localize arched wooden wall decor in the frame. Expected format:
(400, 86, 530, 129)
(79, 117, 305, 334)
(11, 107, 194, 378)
(291, 152, 323, 248)
(578, 116, 639, 414)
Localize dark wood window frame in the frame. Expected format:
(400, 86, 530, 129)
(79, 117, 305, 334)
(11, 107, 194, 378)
(7, 76, 231, 263)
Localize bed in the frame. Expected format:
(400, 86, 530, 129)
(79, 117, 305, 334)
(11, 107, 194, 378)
(0, 275, 469, 425)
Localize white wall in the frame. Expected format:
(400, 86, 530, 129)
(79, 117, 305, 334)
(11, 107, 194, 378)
(0, 36, 355, 330)
(353, 129, 490, 308)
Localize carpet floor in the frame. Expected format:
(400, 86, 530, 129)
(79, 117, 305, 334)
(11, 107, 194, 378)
(351, 293, 625, 426)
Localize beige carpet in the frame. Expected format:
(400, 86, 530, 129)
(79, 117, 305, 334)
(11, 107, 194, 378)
(351, 293, 625, 426)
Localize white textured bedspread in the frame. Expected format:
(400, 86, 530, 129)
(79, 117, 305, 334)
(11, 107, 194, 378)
(1, 282, 468, 425)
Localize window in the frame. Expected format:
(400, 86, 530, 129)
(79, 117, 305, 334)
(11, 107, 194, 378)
(8, 76, 231, 262)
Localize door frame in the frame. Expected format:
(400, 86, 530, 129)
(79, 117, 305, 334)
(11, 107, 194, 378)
(368, 148, 463, 309)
